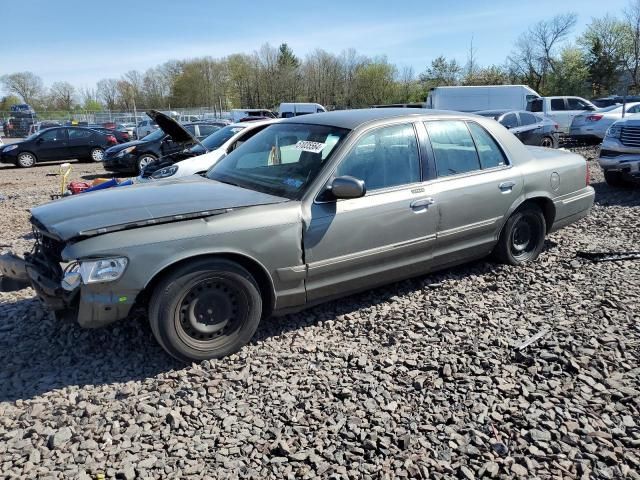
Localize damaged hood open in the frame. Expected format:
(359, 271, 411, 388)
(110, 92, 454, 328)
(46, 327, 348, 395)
(30, 176, 288, 241)
(147, 109, 198, 144)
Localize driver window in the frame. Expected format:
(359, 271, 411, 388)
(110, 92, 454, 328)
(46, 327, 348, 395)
(40, 129, 63, 141)
(336, 123, 420, 191)
(228, 126, 268, 153)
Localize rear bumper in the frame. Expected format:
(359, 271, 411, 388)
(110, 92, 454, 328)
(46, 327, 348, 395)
(549, 186, 595, 233)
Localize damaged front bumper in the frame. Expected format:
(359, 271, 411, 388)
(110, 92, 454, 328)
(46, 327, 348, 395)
(0, 239, 138, 329)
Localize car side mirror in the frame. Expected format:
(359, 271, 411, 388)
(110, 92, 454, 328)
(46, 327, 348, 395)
(327, 176, 366, 200)
(165, 135, 172, 142)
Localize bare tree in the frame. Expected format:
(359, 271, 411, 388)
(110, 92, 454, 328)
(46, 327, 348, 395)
(48, 81, 76, 110)
(96, 78, 119, 110)
(508, 13, 577, 92)
(0, 71, 44, 105)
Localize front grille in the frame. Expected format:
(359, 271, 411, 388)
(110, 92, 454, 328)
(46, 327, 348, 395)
(620, 126, 640, 147)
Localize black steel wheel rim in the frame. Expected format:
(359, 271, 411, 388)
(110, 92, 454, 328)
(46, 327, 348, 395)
(541, 137, 553, 147)
(510, 214, 541, 259)
(175, 276, 247, 347)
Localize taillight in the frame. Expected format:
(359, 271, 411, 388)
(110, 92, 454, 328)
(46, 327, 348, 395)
(554, 123, 559, 130)
(586, 114, 603, 122)
(586, 162, 590, 186)
(123, 133, 130, 140)
(106, 134, 117, 144)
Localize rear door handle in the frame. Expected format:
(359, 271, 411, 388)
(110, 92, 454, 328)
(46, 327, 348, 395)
(410, 197, 435, 210)
(499, 181, 516, 192)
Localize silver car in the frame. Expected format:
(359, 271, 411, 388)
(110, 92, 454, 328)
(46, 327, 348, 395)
(2, 109, 595, 362)
(570, 103, 640, 140)
(598, 117, 640, 186)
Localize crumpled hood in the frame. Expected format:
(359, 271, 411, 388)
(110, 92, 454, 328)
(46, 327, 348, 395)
(31, 176, 288, 241)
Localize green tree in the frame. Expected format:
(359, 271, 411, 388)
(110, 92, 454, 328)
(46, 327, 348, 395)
(545, 47, 590, 96)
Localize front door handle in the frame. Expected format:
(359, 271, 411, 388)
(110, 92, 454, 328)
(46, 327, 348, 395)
(499, 181, 516, 192)
(410, 197, 435, 210)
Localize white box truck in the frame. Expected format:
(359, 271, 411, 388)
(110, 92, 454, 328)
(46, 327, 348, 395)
(426, 85, 540, 112)
(279, 103, 326, 118)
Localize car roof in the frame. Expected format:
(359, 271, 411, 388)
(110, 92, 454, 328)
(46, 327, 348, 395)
(280, 108, 468, 129)
(228, 119, 279, 128)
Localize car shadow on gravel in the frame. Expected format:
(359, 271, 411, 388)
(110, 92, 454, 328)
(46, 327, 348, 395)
(0, 298, 180, 403)
(592, 180, 640, 207)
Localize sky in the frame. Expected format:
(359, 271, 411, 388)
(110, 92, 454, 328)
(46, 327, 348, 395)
(0, 0, 632, 90)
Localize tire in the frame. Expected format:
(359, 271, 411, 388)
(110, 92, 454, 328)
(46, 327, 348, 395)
(137, 154, 157, 174)
(89, 147, 104, 162)
(17, 152, 37, 168)
(494, 204, 546, 266)
(149, 259, 263, 362)
(540, 136, 554, 148)
(604, 170, 628, 187)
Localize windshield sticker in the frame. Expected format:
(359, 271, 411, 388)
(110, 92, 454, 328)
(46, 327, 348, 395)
(283, 178, 303, 188)
(294, 140, 325, 153)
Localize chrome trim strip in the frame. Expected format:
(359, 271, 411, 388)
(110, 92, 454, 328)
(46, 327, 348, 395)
(438, 216, 502, 238)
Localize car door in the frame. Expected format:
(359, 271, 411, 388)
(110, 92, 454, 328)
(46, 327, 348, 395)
(67, 128, 96, 158)
(35, 128, 69, 160)
(423, 120, 522, 267)
(547, 98, 569, 133)
(304, 122, 438, 301)
(511, 112, 542, 146)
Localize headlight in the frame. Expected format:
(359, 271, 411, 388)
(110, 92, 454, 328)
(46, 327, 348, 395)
(606, 124, 622, 139)
(79, 257, 128, 284)
(116, 146, 136, 157)
(3, 144, 18, 152)
(151, 164, 178, 179)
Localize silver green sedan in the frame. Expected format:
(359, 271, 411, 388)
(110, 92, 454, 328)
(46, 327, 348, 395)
(6, 109, 595, 362)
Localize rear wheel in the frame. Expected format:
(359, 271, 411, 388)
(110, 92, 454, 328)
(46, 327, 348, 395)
(604, 170, 628, 187)
(149, 259, 263, 362)
(494, 205, 546, 266)
(540, 136, 554, 148)
(137, 154, 156, 174)
(89, 147, 104, 162)
(17, 152, 36, 168)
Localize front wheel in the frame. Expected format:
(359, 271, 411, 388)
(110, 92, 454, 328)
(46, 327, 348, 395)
(149, 259, 263, 362)
(494, 205, 546, 266)
(17, 152, 37, 168)
(137, 154, 157, 174)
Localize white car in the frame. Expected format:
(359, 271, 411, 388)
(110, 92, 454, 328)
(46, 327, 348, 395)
(570, 103, 640, 141)
(136, 119, 158, 138)
(138, 119, 279, 182)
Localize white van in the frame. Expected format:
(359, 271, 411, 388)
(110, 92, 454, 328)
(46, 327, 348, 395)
(279, 103, 326, 118)
(426, 85, 540, 112)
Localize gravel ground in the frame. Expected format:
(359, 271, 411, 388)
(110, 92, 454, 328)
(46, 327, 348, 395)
(0, 148, 639, 479)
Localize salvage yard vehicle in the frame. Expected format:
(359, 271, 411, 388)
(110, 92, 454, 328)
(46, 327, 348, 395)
(569, 103, 640, 141)
(426, 85, 540, 112)
(598, 117, 640, 186)
(475, 110, 559, 148)
(527, 96, 597, 134)
(103, 115, 224, 174)
(0, 127, 117, 167)
(0, 109, 595, 362)
(140, 119, 277, 181)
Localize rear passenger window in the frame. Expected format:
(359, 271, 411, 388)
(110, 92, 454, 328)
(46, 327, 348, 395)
(550, 99, 566, 111)
(425, 121, 480, 177)
(336, 124, 420, 190)
(519, 112, 538, 125)
(467, 123, 508, 169)
(500, 113, 518, 129)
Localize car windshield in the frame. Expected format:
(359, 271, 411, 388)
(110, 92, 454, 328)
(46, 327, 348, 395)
(190, 125, 247, 154)
(206, 123, 350, 199)
(141, 129, 165, 141)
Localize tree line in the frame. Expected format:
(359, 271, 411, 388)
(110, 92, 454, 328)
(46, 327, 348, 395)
(2, 1, 640, 114)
